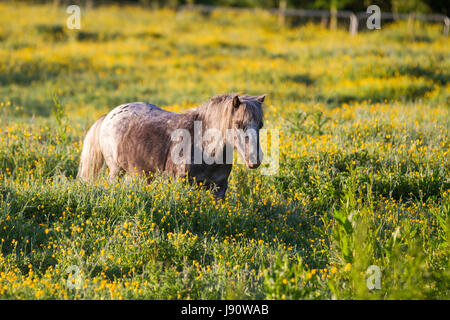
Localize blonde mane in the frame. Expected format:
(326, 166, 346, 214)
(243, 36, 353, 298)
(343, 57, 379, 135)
(186, 93, 264, 138)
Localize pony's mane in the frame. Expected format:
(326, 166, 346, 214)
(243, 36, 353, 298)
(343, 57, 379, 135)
(186, 93, 264, 137)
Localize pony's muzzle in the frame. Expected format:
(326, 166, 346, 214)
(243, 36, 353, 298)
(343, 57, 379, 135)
(236, 128, 264, 169)
(245, 148, 263, 169)
(246, 161, 261, 169)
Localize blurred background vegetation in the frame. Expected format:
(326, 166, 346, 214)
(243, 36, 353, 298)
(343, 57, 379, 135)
(8, 0, 450, 15)
(0, 2, 448, 299)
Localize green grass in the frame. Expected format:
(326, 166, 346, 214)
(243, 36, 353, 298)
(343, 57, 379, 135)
(0, 4, 448, 299)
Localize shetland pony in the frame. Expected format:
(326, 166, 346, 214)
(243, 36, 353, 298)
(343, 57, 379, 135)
(77, 93, 265, 198)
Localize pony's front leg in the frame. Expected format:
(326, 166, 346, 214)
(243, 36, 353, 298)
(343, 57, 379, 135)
(214, 183, 228, 200)
(195, 179, 227, 200)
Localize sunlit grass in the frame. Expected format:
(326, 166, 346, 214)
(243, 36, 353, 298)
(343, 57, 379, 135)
(0, 3, 448, 299)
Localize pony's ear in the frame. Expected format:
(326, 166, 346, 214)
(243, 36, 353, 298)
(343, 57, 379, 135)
(256, 94, 267, 103)
(232, 95, 240, 108)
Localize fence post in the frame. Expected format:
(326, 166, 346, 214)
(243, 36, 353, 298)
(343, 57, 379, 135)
(349, 13, 358, 35)
(444, 17, 449, 36)
(278, 0, 287, 27)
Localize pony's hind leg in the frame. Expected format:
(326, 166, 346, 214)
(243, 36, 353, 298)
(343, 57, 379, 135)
(103, 156, 122, 182)
(108, 165, 122, 181)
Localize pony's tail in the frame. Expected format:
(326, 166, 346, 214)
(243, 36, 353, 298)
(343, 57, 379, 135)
(77, 115, 106, 181)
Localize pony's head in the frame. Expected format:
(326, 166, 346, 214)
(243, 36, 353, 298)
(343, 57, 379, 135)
(197, 93, 266, 169)
(229, 94, 265, 169)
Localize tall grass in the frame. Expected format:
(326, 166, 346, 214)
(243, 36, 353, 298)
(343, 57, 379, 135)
(0, 4, 448, 299)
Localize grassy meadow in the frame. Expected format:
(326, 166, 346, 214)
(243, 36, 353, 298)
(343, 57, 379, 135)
(0, 3, 449, 299)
